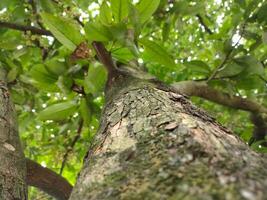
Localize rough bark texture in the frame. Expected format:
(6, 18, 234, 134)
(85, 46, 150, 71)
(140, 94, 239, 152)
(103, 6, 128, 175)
(70, 75, 267, 200)
(0, 68, 27, 200)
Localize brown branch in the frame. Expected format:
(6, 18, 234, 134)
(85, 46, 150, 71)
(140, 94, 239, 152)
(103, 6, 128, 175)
(172, 80, 267, 145)
(59, 119, 84, 175)
(71, 83, 85, 95)
(26, 158, 73, 200)
(172, 81, 267, 114)
(0, 21, 52, 36)
(196, 14, 213, 35)
(248, 114, 267, 146)
(92, 41, 117, 75)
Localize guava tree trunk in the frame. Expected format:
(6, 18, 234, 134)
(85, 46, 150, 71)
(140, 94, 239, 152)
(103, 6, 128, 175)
(70, 76, 267, 200)
(0, 68, 27, 199)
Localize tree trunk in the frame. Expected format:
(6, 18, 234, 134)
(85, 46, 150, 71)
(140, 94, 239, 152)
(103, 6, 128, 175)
(70, 75, 267, 200)
(0, 68, 27, 200)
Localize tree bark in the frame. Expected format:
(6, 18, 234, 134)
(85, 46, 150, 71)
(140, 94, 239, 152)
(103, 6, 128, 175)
(69, 75, 267, 200)
(0, 68, 27, 199)
(26, 159, 72, 200)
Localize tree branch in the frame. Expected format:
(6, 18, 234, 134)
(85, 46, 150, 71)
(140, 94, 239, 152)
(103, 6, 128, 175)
(196, 14, 213, 35)
(59, 119, 83, 175)
(172, 81, 267, 114)
(0, 21, 52, 36)
(208, 23, 246, 81)
(26, 158, 72, 200)
(0, 21, 117, 77)
(92, 41, 117, 75)
(249, 113, 267, 146)
(28, 0, 46, 29)
(172, 80, 267, 145)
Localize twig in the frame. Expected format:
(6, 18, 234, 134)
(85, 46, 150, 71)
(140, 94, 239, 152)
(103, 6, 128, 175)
(42, 39, 56, 60)
(0, 21, 52, 36)
(207, 23, 246, 82)
(28, 0, 46, 29)
(92, 41, 117, 75)
(59, 119, 84, 175)
(71, 83, 86, 95)
(196, 14, 213, 35)
(74, 16, 85, 27)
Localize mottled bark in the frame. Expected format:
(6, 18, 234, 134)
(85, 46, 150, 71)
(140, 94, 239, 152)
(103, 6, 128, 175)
(0, 68, 27, 199)
(70, 75, 267, 200)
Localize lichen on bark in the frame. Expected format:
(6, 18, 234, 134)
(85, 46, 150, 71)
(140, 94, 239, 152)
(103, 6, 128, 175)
(70, 75, 267, 200)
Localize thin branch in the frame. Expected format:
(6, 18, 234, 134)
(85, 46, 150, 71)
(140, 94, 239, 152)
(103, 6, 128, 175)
(92, 41, 117, 75)
(0, 21, 52, 36)
(248, 113, 267, 146)
(74, 16, 85, 27)
(196, 14, 213, 35)
(59, 119, 84, 175)
(28, 0, 45, 29)
(26, 158, 73, 200)
(71, 83, 86, 95)
(172, 81, 267, 114)
(0, 21, 118, 87)
(207, 23, 246, 81)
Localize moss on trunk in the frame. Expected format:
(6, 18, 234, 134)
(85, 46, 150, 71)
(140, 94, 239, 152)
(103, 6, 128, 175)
(70, 75, 267, 200)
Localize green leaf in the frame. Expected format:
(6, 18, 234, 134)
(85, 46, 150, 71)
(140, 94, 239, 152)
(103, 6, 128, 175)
(57, 76, 73, 94)
(128, 3, 141, 35)
(234, 56, 264, 76)
(236, 75, 265, 90)
(162, 20, 171, 42)
(80, 98, 92, 127)
(45, 58, 67, 76)
(39, 0, 57, 13)
(84, 63, 107, 95)
(183, 60, 210, 75)
(38, 101, 77, 121)
(139, 39, 176, 68)
(0, 30, 23, 50)
(99, 1, 112, 24)
(136, 0, 160, 23)
(112, 47, 135, 63)
(256, 3, 267, 23)
(216, 62, 243, 78)
(110, 0, 129, 22)
(40, 13, 83, 51)
(172, 1, 204, 16)
(84, 22, 111, 42)
(30, 64, 57, 84)
(109, 23, 127, 41)
(30, 64, 58, 91)
(10, 89, 26, 105)
(262, 32, 267, 44)
(7, 67, 19, 82)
